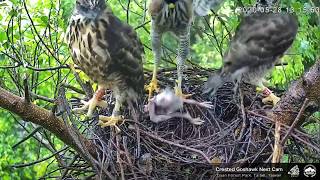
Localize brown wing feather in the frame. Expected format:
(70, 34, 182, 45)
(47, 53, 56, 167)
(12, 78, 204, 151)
(100, 11, 144, 95)
(66, 8, 144, 98)
(223, 13, 298, 74)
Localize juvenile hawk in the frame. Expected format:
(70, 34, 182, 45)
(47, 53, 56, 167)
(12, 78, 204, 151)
(204, 12, 298, 106)
(65, 0, 144, 128)
(146, 0, 225, 99)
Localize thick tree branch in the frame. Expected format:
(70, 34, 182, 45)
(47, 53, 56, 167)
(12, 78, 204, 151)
(272, 60, 320, 125)
(0, 87, 97, 158)
(271, 60, 320, 162)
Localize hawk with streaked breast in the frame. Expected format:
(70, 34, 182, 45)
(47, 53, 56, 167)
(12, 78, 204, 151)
(65, 0, 144, 128)
(204, 10, 298, 106)
(146, 0, 225, 99)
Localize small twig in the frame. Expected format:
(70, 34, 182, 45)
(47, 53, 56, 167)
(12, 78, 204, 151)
(290, 133, 320, 153)
(23, 0, 61, 64)
(122, 136, 138, 179)
(281, 98, 310, 145)
(273, 98, 309, 163)
(141, 130, 211, 164)
(12, 126, 43, 149)
(62, 83, 85, 95)
(25, 64, 70, 71)
(116, 135, 125, 180)
(237, 88, 247, 141)
(134, 20, 151, 30)
(69, 64, 93, 98)
(30, 92, 55, 103)
(126, 0, 131, 24)
(23, 76, 30, 103)
(11, 147, 68, 168)
(272, 122, 282, 163)
(61, 155, 80, 178)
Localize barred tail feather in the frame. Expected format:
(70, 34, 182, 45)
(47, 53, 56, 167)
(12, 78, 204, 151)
(193, 0, 225, 16)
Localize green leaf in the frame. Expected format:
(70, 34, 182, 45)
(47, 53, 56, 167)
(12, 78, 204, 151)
(0, 31, 6, 42)
(40, 16, 48, 24)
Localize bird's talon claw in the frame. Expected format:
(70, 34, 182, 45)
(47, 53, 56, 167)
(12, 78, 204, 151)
(174, 86, 192, 99)
(146, 78, 159, 100)
(98, 115, 123, 128)
(262, 94, 280, 106)
(71, 95, 108, 119)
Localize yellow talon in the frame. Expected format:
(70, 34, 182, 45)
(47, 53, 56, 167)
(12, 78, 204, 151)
(174, 85, 192, 99)
(256, 86, 280, 106)
(145, 77, 159, 100)
(98, 115, 123, 132)
(256, 86, 263, 92)
(72, 86, 107, 118)
(262, 93, 280, 106)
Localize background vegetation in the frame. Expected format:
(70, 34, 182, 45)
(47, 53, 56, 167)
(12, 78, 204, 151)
(0, 0, 319, 178)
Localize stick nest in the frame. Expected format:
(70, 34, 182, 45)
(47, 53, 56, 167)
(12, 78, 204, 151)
(68, 67, 319, 179)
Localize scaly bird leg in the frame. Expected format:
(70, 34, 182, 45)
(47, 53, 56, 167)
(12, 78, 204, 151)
(256, 85, 280, 106)
(98, 96, 123, 132)
(146, 26, 162, 100)
(174, 79, 192, 99)
(72, 86, 108, 118)
(175, 28, 192, 99)
(146, 68, 159, 100)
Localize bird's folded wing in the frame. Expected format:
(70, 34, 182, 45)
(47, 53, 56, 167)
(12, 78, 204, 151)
(193, 0, 225, 16)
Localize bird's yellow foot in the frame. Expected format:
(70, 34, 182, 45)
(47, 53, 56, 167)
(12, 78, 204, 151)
(72, 89, 107, 118)
(174, 86, 192, 99)
(98, 115, 123, 132)
(262, 93, 280, 106)
(256, 87, 280, 106)
(145, 78, 159, 100)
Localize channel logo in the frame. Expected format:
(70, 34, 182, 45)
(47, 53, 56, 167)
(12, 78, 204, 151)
(304, 164, 316, 178)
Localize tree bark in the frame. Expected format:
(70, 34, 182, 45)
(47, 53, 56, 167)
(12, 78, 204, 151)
(0, 87, 97, 157)
(272, 60, 320, 125)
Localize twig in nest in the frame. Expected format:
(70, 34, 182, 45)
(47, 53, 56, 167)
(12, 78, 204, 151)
(281, 98, 310, 145)
(122, 136, 138, 179)
(141, 130, 211, 164)
(248, 110, 320, 154)
(116, 134, 125, 180)
(273, 98, 309, 163)
(272, 122, 282, 163)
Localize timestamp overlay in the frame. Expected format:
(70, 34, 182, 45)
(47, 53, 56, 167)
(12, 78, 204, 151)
(235, 5, 320, 15)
